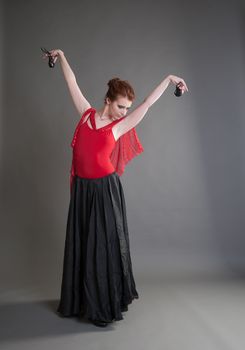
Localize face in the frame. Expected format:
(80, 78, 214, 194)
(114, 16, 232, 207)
(106, 95, 133, 119)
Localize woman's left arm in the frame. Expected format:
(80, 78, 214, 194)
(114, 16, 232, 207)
(114, 74, 189, 139)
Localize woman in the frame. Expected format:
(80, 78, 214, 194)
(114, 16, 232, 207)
(42, 49, 188, 327)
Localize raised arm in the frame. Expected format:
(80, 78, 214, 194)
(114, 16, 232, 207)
(113, 74, 188, 140)
(43, 49, 91, 116)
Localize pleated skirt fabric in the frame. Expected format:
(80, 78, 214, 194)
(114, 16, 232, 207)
(56, 171, 139, 323)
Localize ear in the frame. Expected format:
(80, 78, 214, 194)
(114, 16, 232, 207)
(105, 97, 111, 105)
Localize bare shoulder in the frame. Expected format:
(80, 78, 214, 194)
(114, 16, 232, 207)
(111, 116, 134, 141)
(112, 101, 149, 140)
(79, 103, 92, 123)
(80, 103, 92, 116)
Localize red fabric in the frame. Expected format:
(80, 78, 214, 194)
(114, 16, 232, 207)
(110, 126, 144, 175)
(70, 107, 144, 192)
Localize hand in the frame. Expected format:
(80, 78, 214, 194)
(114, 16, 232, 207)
(42, 49, 64, 64)
(168, 74, 189, 93)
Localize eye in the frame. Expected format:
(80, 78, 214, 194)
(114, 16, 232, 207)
(118, 105, 131, 110)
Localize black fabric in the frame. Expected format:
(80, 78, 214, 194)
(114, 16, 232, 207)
(57, 171, 139, 323)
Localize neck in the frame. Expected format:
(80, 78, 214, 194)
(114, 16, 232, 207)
(97, 105, 116, 121)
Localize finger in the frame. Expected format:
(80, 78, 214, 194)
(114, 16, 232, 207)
(183, 81, 188, 91)
(181, 80, 188, 91)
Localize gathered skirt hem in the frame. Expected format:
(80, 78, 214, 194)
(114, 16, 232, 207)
(56, 171, 139, 323)
(56, 294, 139, 322)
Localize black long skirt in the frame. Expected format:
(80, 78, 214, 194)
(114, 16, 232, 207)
(56, 171, 139, 323)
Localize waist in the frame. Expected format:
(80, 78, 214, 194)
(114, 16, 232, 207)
(75, 171, 117, 180)
(74, 163, 116, 179)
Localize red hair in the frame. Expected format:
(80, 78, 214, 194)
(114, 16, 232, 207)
(104, 77, 135, 103)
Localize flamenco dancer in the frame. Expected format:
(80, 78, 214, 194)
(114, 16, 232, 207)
(42, 49, 188, 327)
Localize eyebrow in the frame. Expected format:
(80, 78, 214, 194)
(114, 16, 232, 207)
(118, 105, 131, 108)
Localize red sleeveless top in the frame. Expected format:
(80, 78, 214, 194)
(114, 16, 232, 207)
(70, 107, 144, 191)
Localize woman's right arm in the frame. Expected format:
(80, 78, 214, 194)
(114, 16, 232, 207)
(43, 49, 91, 116)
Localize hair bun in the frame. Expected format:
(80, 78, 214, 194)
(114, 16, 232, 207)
(104, 77, 135, 103)
(108, 77, 120, 87)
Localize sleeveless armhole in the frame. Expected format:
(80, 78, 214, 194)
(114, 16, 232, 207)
(69, 107, 94, 193)
(70, 107, 94, 148)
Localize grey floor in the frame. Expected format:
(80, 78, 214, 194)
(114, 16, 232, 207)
(1, 276, 245, 350)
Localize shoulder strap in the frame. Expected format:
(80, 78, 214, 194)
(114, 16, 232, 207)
(70, 107, 95, 147)
(89, 109, 97, 130)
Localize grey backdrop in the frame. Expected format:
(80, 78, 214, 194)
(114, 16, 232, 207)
(1, 0, 245, 292)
